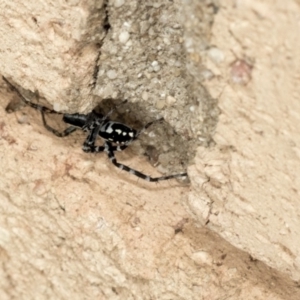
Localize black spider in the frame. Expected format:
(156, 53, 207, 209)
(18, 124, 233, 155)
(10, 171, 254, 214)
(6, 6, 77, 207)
(3, 76, 188, 182)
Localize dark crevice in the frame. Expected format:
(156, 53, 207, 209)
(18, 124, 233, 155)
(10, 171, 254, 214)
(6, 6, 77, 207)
(103, 0, 111, 31)
(90, 0, 111, 89)
(90, 47, 102, 89)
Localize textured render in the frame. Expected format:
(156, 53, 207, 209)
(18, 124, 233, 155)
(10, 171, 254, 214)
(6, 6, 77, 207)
(188, 0, 300, 281)
(2, 84, 296, 299)
(0, 0, 196, 176)
(0, 0, 300, 299)
(0, 84, 300, 300)
(0, 0, 106, 111)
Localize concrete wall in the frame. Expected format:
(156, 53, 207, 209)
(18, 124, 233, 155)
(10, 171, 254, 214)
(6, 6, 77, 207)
(0, 0, 299, 299)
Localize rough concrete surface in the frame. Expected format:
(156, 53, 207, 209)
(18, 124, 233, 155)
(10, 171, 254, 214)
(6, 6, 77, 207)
(0, 0, 106, 111)
(188, 0, 300, 283)
(0, 0, 300, 299)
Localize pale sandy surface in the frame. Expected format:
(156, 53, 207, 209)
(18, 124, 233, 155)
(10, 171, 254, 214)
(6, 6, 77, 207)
(1, 0, 300, 299)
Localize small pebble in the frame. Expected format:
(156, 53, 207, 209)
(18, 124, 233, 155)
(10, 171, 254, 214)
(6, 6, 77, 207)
(166, 95, 176, 106)
(142, 91, 149, 101)
(208, 47, 224, 64)
(119, 31, 130, 43)
(163, 38, 170, 45)
(153, 65, 160, 72)
(191, 251, 213, 265)
(107, 69, 117, 79)
(151, 61, 161, 72)
(114, 0, 125, 7)
(156, 100, 165, 110)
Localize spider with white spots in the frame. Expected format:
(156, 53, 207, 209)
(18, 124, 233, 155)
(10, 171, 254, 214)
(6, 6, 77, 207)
(3, 76, 188, 182)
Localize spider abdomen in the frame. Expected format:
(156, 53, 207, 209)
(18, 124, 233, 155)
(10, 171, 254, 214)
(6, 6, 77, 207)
(100, 121, 137, 145)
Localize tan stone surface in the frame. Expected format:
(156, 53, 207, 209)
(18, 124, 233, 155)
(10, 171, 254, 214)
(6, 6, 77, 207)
(188, 0, 300, 282)
(2, 83, 296, 299)
(0, 0, 105, 111)
(1, 0, 300, 299)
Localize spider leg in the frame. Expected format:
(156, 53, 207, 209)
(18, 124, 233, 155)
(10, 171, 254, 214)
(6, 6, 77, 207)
(104, 142, 187, 182)
(83, 144, 128, 153)
(3, 76, 60, 115)
(82, 145, 128, 153)
(134, 118, 163, 140)
(82, 100, 128, 132)
(82, 121, 104, 149)
(3, 76, 76, 137)
(82, 137, 128, 154)
(102, 99, 128, 121)
(82, 126, 128, 152)
(41, 110, 77, 137)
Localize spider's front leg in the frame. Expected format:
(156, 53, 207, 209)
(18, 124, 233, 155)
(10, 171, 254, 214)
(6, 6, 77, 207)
(3, 76, 61, 115)
(3, 76, 79, 138)
(82, 126, 103, 152)
(41, 111, 77, 137)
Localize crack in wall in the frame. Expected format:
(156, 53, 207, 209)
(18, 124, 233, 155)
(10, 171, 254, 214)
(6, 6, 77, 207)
(90, 0, 111, 90)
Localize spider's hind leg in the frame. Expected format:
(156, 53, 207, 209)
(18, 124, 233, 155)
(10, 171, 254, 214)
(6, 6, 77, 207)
(104, 141, 188, 182)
